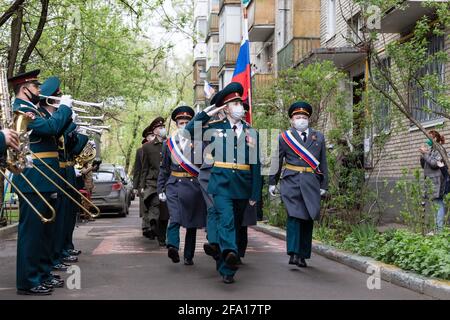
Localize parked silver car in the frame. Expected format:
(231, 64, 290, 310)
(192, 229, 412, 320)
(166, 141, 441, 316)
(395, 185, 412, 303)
(116, 165, 134, 205)
(91, 164, 129, 217)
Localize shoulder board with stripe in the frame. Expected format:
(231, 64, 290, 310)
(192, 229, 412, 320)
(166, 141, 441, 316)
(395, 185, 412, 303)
(207, 119, 224, 125)
(18, 105, 42, 117)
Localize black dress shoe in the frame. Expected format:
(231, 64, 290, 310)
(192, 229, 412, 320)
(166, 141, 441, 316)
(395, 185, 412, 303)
(203, 243, 220, 260)
(52, 263, 68, 271)
(222, 275, 234, 284)
(184, 258, 194, 265)
(224, 251, 239, 270)
(68, 249, 81, 256)
(62, 256, 78, 263)
(289, 254, 299, 265)
(297, 258, 307, 268)
(17, 285, 52, 296)
(43, 278, 64, 288)
(168, 247, 180, 263)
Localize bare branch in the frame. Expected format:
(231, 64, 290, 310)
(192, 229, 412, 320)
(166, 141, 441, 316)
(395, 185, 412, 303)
(0, 0, 26, 28)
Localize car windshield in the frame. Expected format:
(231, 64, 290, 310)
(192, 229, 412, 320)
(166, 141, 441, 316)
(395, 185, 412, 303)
(94, 171, 114, 181)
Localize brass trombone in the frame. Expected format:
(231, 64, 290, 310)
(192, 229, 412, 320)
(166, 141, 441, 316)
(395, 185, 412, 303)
(29, 151, 101, 218)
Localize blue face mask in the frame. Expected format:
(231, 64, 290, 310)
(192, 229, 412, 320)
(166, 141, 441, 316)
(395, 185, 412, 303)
(426, 139, 433, 147)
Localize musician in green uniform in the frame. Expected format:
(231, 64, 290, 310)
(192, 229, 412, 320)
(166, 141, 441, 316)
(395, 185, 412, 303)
(9, 70, 73, 295)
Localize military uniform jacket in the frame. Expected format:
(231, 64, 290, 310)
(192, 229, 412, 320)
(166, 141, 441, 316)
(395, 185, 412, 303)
(157, 136, 207, 228)
(12, 98, 72, 193)
(132, 147, 143, 190)
(0, 131, 6, 155)
(269, 127, 328, 221)
(140, 138, 164, 200)
(185, 111, 262, 201)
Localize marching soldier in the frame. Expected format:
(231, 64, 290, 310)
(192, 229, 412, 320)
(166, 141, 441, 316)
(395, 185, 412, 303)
(269, 101, 328, 268)
(157, 106, 207, 265)
(9, 70, 73, 295)
(185, 82, 262, 284)
(132, 128, 150, 238)
(140, 117, 169, 246)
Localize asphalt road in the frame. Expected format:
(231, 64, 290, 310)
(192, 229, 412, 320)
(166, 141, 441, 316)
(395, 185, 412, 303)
(0, 200, 431, 300)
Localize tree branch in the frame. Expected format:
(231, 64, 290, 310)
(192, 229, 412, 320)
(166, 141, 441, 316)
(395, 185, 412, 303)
(7, 6, 23, 78)
(19, 0, 49, 73)
(0, 0, 26, 29)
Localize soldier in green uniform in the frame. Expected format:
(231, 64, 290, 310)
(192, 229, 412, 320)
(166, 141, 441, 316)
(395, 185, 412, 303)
(8, 70, 73, 295)
(185, 82, 262, 284)
(39, 77, 88, 272)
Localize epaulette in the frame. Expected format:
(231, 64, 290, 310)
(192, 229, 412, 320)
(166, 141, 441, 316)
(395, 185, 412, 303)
(18, 105, 42, 117)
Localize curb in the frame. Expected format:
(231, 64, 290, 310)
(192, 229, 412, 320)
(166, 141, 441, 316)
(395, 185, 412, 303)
(0, 223, 18, 239)
(252, 222, 450, 300)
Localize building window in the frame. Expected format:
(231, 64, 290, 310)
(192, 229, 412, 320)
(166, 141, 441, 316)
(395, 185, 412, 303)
(374, 57, 391, 134)
(347, 13, 363, 45)
(196, 18, 207, 42)
(411, 34, 445, 124)
(326, 0, 336, 40)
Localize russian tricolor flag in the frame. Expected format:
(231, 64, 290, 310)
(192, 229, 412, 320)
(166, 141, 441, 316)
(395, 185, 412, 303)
(232, 9, 252, 124)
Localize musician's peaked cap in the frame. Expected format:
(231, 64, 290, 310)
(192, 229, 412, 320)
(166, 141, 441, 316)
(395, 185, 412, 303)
(171, 106, 195, 121)
(8, 69, 41, 86)
(288, 101, 313, 118)
(142, 116, 165, 138)
(40, 76, 61, 99)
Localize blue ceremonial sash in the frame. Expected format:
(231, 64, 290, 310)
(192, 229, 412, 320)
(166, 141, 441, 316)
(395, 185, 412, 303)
(167, 137, 200, 177)
(280, 130, 322, 173)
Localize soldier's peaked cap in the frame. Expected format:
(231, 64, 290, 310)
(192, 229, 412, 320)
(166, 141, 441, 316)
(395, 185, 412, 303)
(288, 101, 313, 118)
(215, 82, 243, 107)
(40, 76, 61, 99)
(142, 116, 165, 138)
(8, 69, 41, 87)
(171, 106, 195, 121)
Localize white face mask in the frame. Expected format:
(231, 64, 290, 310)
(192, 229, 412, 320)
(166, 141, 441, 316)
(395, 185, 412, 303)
(158, 128, 167, 138)
(229, 103, 245, 120)
(293, 118, 309, 131)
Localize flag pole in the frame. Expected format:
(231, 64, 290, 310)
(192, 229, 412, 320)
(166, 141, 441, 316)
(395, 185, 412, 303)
(243, 5, 252, 125)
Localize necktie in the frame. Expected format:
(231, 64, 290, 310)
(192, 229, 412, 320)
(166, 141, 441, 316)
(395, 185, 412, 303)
(301, 132, 307, 143)
(232, 125, 237, 134)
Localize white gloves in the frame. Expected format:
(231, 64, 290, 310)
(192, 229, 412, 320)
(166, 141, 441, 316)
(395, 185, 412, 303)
(269, 185, 277, 196)
(203, 104, 216, 114)
(59, 95, 73, 108)
(320, 189, 326, 196)
(158, 192, 167, 202)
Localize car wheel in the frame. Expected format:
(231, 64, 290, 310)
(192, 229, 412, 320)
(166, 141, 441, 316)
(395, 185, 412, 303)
(118, 205, 127, 217)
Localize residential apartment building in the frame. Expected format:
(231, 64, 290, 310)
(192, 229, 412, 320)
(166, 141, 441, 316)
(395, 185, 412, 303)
(308, 0, 449, 220)
(193, 0, 209, 109)
(206, 0, 220, 97)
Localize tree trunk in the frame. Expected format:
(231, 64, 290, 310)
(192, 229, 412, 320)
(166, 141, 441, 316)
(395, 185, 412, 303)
(7, 7, 23, 78)
(19, 0, 50, 73)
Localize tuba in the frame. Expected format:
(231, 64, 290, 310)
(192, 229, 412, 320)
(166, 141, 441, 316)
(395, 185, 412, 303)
(74, 140, 97, 169)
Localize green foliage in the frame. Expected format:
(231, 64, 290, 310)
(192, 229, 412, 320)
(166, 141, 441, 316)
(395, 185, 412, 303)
(315, 223, 450, 280)
(393, 168, 436, 234)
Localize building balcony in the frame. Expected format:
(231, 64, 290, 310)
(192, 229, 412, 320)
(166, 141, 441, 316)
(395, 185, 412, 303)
(207, 13, 219, 41)
(193, 60, 207, 86)
(207, 66, 219, 84)
(219, 43, 240, 71)
(277, 37, 321, 71)
(194, 84, 206, 103)
(219, 0, 241, 13)
(379, 0, 438, 33)
(248, 0, 275, 42)
(252, 73, 274, 89)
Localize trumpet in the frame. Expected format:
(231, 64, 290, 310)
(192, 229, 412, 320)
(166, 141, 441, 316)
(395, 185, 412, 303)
(78, 126, 105, 135)
(40, 95, 104, 109)
(76, 123, 110, 131)
(76, 115, 105, 122)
